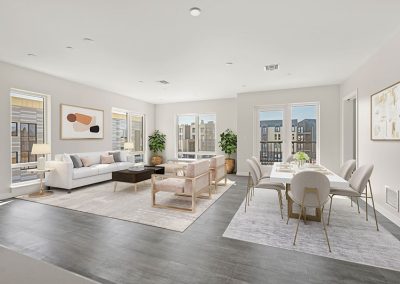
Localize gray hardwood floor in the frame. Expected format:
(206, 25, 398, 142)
(0, 175, 399, 284)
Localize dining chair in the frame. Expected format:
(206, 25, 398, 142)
(328, 164, 378, 231)
(286, 154, 295, 163)
(251, 156, 272, 179)
(246, 159, 285, 218)
(338, 159, 356, 180)
(337, 159, 357, 207)
(288, 171, 331, 252)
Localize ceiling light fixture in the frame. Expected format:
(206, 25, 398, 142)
(226, 62, 233, 66)
(138, 81, 143, 83)
(83, 37, 94, 42)
(66, 46, 73, 49)
(158, 80, 170, 85)
(190, 7, 201, 16)
(27, 53, 37, 57)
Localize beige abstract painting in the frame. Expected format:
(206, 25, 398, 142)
(371, 82, 400, 140)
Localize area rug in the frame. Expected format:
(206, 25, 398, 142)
(223, 188, 400, 272)
(17, 179, 234, 232)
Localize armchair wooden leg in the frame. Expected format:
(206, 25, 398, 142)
(365, 185, 368, 221)
(277, 191, 283, 220)
(191, 193, 196, 212)
(293, 202, 304, 246)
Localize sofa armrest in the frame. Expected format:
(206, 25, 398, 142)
(45, 160, 73, 189)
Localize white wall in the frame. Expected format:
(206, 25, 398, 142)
(0, 61, 155, 198)
(155, 98, 237, 161)
(236, 85, 341, 175)
(341, 30, 400, 225)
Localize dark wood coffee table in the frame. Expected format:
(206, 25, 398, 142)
(112, 166, 164, 192)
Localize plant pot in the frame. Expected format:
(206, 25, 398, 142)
(225, 158, 235, 174)
(151, 156, 163, 166)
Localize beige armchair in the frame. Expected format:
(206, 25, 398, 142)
(209, 155, 227, 192)
(151, 160, 211, 212)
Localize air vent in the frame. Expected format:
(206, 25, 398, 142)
(157, 80, 170, 85)
(385, 185, 399, 211)
(264, 64, 279, 71)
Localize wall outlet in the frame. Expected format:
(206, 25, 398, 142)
(385, 185, 399, 212)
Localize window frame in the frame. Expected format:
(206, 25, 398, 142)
(176, 113, 217, 160)
(111, 107, 146, 162)
(10, 88, 51, 187)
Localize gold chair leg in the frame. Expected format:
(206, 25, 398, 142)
(365, 185, 368, 221)
(293, 202, 304, 245)
(368, 180, 379, 231)
(327, 195, 333, 225)
(277, 191, 283, 219)
(321, 208, 332, 252)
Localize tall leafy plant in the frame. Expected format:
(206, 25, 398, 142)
(148, 130, 166, 155)
(219, 129, 237, 159)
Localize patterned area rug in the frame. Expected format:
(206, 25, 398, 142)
(18, 179, 234, 232)
(223, 188, 400, 272)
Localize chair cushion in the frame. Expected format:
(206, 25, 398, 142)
(330, 187, 360, 197)
(257, 179, 285, 191)
(72, 167, 99, 179)
(154, 178, 185, 193)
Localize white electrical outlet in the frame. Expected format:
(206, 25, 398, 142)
(385, 185, 399, 212)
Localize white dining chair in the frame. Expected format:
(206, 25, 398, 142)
(288, 171, 331, 252)
(328, 164, 378, 231)
(338, 159, 356, 181)
(246, 159, 285, 218)
(337, 159, 357, 207)
(251, 156, 272, 179)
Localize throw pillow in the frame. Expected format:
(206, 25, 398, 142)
(70, 155, 83, 168)
(109, 151, 122, 162)
(81, 156, 96, 167)
(101, 154, 115, 164)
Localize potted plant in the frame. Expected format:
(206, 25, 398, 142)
(219, 129, 237, 174)
(148, 130, 166, 165)
(293, 151, 310, 167)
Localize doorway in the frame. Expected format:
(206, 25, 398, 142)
(342, 91, 358, 164)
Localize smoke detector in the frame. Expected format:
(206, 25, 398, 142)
(264, 64, 279, 71)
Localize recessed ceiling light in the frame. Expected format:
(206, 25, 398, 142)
(138, 81, 143, 83)
(83, 37, 94, 42)
(66, 46, 73, 49)
(264, 64, 279, 71)
(190, 7, 201, 16)
(226, 62, 233, 66)
(157, 80, 170, 85)
(242, 85, 247, 87)
(27, 53, 37, 57)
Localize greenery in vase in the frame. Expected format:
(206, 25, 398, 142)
(219, 129, 237, 159)
(294, 151, 310, 161)
(148, 130, 166, 155)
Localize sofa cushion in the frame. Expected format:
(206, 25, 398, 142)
(109, 151, 122, 162)
(101, 154, 115, 164)
(70, 154, 83, 168)
(81, 156, 97, 167)
(92, 163, 118, 175)
(154, 178, 185, 193)
(73, 167, 99, 179)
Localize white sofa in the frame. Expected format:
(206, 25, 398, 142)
(45, 151, 133, 193)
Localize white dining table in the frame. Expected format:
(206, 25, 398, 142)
(270, 162, 349, 189)
(269, 162, 349, 221)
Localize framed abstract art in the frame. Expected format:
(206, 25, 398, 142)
(60, 104, 104, 139)
(371, 81, 400, 140)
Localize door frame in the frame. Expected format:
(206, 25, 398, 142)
(341, 89, 358, 166)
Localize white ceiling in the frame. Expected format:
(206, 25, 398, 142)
(1, 0, 400, 104)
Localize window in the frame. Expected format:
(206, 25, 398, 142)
(177, 114, 216, 159)
(112, 110, 128, 150)
(112, 108, 145, 162)
(10, 90, 49, 185)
